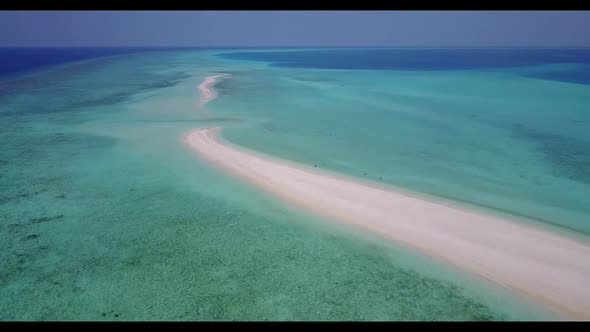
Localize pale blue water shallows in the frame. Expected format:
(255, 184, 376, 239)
(2, 48, 589, 321)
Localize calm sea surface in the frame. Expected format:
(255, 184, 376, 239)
(3, 48, 589, 320)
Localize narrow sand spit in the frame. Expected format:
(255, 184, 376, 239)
(185, 75, 590, 319)
(197, 74, 230, 107)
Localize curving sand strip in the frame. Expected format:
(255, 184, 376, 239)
(197, 73, 230, 107)
(185, 75, 590, 320)
(184, 127, 590, 319)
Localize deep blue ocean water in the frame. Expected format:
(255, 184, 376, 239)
(0, 47, 189, 78)
(218, 48, 590, 85)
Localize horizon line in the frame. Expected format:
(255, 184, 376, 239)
(3, 45, 590, 49)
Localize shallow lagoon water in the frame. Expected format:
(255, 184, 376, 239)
(1, 48, 586, 320)
(214, 51, 590, 235)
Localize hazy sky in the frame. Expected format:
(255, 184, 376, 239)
(1, 11, 589, 47)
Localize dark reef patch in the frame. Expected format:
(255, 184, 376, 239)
(0, 192, 30, 205)
(512, 124, 590, 184)
(21, 234, 39, 241)
(69, 71, 192, 109)
(69, 92, 131, 109)
(139, 72, 192, 90)
(49, 133, 67, 143)
(29, 214, 65, 225)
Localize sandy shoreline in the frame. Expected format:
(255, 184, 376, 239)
(197, 73, 230, 107)
(185, 75, 590, 319)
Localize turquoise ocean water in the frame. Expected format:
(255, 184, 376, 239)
(2, 48, 589, 320)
